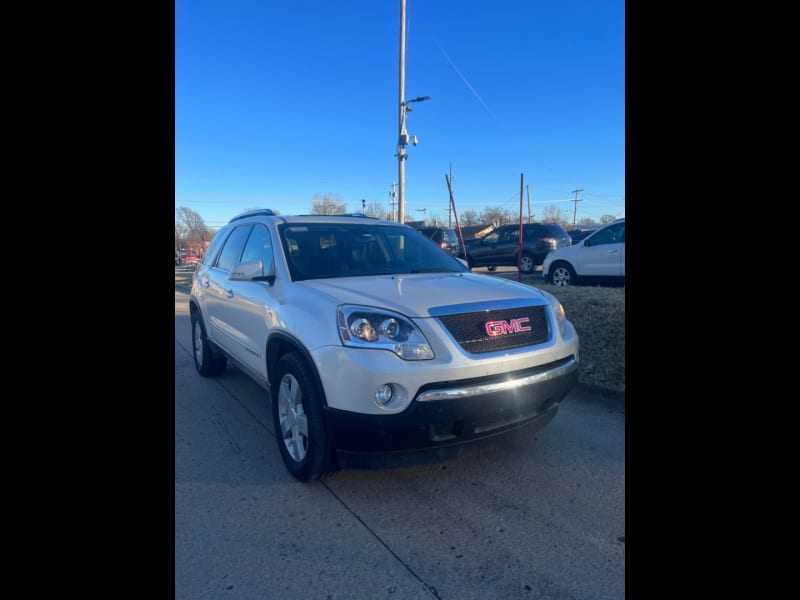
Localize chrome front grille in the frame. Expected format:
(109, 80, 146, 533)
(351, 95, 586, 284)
(436, 305, 550, 354)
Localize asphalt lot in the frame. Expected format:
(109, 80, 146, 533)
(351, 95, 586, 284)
(174, 288, 625, 599)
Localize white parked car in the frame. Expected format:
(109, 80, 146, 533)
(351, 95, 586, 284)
(189, 209, 579, 481)
(543, 219, 625, 287)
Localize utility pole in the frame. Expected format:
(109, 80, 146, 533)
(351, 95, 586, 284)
(518, 173, 524, 282)
(389, 182, 397, 221)
(445, 173, 466, 261)
(447, 163, 454, 227)
(526, 185, 532, 223)
(397, 0, 407, 223)
(571, 188, 584, 229)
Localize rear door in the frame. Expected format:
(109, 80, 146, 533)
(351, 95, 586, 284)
(223, 224, 277, 377)
(575, 221, 625, 277)
(202, 225, 252, 353)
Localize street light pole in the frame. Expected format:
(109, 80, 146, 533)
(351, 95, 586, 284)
(397, 0, 429, 223)
(397, 97, 430, 223)
(398, 0, 406, 223)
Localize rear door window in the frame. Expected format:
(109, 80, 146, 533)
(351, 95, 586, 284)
(587, 222, 624, 246)
(200, 228, 230, 266)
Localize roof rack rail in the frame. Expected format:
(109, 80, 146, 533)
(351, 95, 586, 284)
(228, 209, 276, 223)
(295, 212, 375, 219)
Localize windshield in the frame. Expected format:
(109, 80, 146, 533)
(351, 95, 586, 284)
(279, 222, 469, 281)
(442, 229, 458, 245)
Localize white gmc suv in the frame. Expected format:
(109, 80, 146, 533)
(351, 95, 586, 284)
(189, 210, 579, 481)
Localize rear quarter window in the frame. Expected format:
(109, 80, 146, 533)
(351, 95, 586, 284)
(215, 225, 253, 271)
(540, 224, 568, 237)
(200, 227, 230, 266)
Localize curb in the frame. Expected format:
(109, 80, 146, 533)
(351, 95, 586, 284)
(575, 381, 625, 405)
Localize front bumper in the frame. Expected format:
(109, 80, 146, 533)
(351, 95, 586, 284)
(325, 355, 578, 469)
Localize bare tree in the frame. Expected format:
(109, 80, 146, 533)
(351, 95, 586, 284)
(459, 210, 479, 226)
(176, 207, 211, 252)
(365, 201, 391, 220)
(479, 206, 515, 227)
(311, 193, 347, 215)
(428, 213, 445, 227)
(175, 216, 183, 254)
(541, 205, 571, 228)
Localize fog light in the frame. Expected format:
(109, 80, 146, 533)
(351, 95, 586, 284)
(374, 384, 395, 406)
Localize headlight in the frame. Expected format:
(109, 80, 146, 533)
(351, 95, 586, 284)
(539, 290, 567, 338)
(337, 305, 434, 360)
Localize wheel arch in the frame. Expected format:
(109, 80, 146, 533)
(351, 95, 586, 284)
(266, 332, 328, 408)
(189, 299, 201, 320)
(550, 258, 575, 272)
(549, 259, 579, 285)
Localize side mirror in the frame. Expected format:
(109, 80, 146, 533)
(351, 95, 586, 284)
(230, 259, 275, 285)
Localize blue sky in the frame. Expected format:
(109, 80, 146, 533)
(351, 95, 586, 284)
(175, 0, 624, 230)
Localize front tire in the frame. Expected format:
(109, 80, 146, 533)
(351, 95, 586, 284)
(550, 262, 578, 286)
(191, 313, 227, 376)
(272, 352, 335, 482)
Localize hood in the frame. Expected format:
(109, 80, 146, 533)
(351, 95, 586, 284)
(299, 272, 545, 318)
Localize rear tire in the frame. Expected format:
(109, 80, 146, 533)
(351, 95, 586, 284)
(191, 313, 227, 376)
(272, 352, 335, 482)
(550, 262, 578, 287)
(519, 252, 534, 274)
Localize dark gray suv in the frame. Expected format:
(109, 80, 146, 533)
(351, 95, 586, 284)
(417, 226, 462, 257)
(463, 223, 571, 274)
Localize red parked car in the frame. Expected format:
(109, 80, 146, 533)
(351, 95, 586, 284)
(176, 251, 201, 266)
